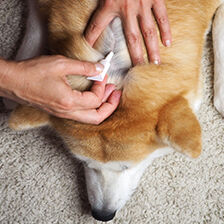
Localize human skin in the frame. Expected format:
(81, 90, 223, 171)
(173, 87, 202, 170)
(85, 0, 172, 65)
(0, 56, 121, 124)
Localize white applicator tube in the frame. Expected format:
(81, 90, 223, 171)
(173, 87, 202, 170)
(87, 51, 114, 82)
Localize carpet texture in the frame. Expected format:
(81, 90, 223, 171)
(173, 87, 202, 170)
(0, 1, 224, 223)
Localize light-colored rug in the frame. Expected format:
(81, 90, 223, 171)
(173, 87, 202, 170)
(0, 1, 224, 223)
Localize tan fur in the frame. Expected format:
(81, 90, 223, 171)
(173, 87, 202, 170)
(157, 97, 201, 158)
(9, 0, 221, 163)
(9, 105, 49, 130)
(38, 0, 52, 19)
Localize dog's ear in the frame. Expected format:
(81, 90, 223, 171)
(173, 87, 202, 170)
(157, 97, 201, 158)
(9, 105, 50, 131)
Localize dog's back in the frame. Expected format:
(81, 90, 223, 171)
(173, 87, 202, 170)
(41, 0, 219, 161)
(10, 0, 222, 162)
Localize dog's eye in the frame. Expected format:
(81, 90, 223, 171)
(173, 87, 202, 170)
(121, 165, 129, 171)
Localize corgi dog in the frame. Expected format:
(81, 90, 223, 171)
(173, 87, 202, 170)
(8, 0, 224, 222)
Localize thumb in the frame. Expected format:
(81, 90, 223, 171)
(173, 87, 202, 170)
(63, 59, 104, 77)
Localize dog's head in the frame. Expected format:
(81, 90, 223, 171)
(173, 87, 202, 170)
(51, 96, 201, 221)
(77, 147, 173, 222)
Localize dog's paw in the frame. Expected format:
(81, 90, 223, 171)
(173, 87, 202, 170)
(9, 105, 50, 131)
(184, 145, 202, 158)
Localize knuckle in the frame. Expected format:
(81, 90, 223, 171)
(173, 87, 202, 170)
(81, 62, 90, 74)
(121, 1, 129, 14)
(126, 33, 140, 45)
(139, 0, 145, 7)
(59, 96, 74, 111)
(94, 98, 102, 108)
(90, 21, 103, 33)
(55, 58, 67, 70)
(157, 16, 168, 25)
(90, 95, 103, 108)
(143, 28, 156, 39)
(92, 116, 102, 125)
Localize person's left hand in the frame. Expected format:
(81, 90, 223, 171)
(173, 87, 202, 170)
(85, 0, 172, 65)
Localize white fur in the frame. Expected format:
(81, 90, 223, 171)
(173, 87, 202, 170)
(12, 122, 49, 131)
(193, 97, 202, 112)
(96, 17, 132, 89)
(76, 147, 173, 213)
(213, 3, 224, 116)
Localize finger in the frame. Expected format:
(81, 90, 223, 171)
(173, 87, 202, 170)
(102, 83, 116, 103)
(62, 59, 104, 76)
(139, 12, 160, 64)
(72, 75, 108, 109)
(41, 76, 108, 114)
(123, 14, 144, 65)
(95, 90, 122, 123)
(48, 78, 115, 113)
(71, 90, 122, 124)
(153, 0, 172, 47)
(89, 75, 108, 99)
(85, 7, 114, 46)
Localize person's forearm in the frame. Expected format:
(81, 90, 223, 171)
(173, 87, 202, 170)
(0, 58, 11, 96)
(0, 58, 17, 99)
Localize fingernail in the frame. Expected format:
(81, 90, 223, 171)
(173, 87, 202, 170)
(95, 63, 104, 72)
(154, 60, 159, 65)
(165, 40, 171, 47)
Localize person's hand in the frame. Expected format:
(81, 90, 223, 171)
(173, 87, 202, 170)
(85, 0, 171, 65)
(0, 56, 121, 124)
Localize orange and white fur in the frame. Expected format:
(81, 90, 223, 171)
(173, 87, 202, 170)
(8, 0, 224, 221)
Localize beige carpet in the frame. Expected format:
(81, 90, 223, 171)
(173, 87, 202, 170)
(0, 0, 224, 223)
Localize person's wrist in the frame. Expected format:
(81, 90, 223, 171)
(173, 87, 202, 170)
(0, 58, 18, 97)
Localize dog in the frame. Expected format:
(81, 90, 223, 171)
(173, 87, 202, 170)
(8, 0, 224, 222)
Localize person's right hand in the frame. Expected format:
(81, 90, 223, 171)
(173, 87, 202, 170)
(0, 56, 121, 124)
